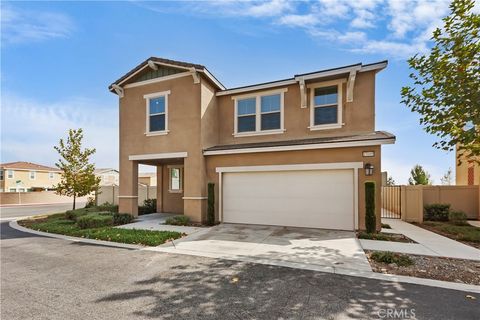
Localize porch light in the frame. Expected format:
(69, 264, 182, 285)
(364, 163, 374, 176)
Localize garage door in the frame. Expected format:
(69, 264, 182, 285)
(222, 169, 355, 230)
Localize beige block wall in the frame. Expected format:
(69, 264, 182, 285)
(0, 191, 88, 206)
(216, 71, 376, 146)
(205, 146, 382, 230)
(400, 185, 480, 222)
(1, 170, 61, 191)
(96, 185, 157, 207)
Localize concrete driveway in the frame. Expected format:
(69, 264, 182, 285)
(151, 223, 371, 273)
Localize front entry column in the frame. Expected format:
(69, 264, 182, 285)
(119, 159, 139, 216)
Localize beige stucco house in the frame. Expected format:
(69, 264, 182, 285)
(0, 161, 61, 192)
(456, 147, 480, 186)
(94, 168, 120, 186)
(110, 57, 395, 230)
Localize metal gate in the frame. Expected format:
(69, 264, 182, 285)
(381, 186, 402, 219)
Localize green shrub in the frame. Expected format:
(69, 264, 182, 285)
(365, 181, 376, 233)
(139, 199, 157, 215)
(358, 231, 389, 241)
(76, 213, 114, 229)
(448, 210, 468, 226)
(424, 203, 450, 221)
(96, 202, 119, 213)
(165, 215, 190, 226)
(84, 197, 96, 208)
(370, 251, 413, 267)
(113, 213, 134, 225)
(65, 208, 94, 221)
(207, 182, 215, 226)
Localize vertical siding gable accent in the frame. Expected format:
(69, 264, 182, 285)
(128, 66, 184, 84)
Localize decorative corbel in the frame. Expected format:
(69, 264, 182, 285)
(147, 60, 158, 70)
(299, 77, 307, 108)
(346, 70, 356, 103)
(189, 67, 200, 84)
(111, 84, 124, 98)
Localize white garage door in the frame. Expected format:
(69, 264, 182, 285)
(222, 169, 355, 230)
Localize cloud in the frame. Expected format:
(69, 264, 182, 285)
(0, 94, 118, 169)
(136, 0, 461, 59)
(1, 4, 75, 44)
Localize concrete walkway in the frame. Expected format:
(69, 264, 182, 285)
(468, 220, 480, 228)
(360, 219, 480, 261)
(116, 213, 204, 235)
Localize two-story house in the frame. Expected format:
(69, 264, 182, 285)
(0, 161, 62, 192)
(110, 57, 395, 230)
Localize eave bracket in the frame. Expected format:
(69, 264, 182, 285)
(111, 84, 124, 98)
(189, 67, 200, 84)
(299, 77, 307, 108)
(346, 70, 356, 103)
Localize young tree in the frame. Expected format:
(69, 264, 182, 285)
(440, 167, 453, 185)
(54, 128, 101, 210)
(408, 165, 432, 185)
(386, 175, 396, 186)
(401, 0, 480, 163)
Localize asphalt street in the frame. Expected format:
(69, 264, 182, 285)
(0, 202, 85, 220)
(0, 210, 479, 319)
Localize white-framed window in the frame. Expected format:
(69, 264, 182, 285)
(0, 169, 3, 180)
(29, 171, 36, 180)
(144, 90, 170, 136)
(168, 165, 183, 193)
(233, 89, 286, 137)
(309, 79, 344, 130)
(9, 188, 16, 192)
(18, 188, 26, 192)
(7, 170, 14, 179)
(49, 172, 55, 179)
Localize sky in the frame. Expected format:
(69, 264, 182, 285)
(1, 0, 476, 184)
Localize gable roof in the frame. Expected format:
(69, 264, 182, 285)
(0, 161, 61, 172)
(94, 168, 119, 175)
(109, 57, 225, 91)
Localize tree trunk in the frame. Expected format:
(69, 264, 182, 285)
(73, 194, 76, 210)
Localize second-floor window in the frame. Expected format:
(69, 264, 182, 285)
(7, 170, 14, 179)
(49, 172, 54, 179)
(0, 170, 3, 180)
(234, 89, 285, 137)
(309, 80, 343, 130)
(144, 90, 170, 135)
(30, 171, 36, 180)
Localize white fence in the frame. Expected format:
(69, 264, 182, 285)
(96, 185, 157, 206)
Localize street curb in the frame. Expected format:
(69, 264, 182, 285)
(9, 220, 144, 250)
(9, 220, 480, 293)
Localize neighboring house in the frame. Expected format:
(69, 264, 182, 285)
(139, 172, 157, 186)
(0, 161, 61, 192)
(456, 147, 479, 185)
(109, 57, 395, 230)
(95, 168, 120, 186)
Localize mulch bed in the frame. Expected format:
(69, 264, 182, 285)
(357, 232, 416, 243)
(366, 251, 480, 285)
(415, 223, 480, 249)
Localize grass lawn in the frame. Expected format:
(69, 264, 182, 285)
(19, 213, 182, 246)
(419, 221, 480, 249)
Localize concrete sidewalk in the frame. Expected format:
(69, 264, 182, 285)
(360, 219, 480, 261)
(116, 213, 204, 235)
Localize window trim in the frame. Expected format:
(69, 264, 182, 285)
(308, 79, 345, 130)
(7, 170, 14, 179)
(168, 165, 183, 193)
(232, 88, 287, 137)
(49, 172, 55, 179)
(144, 90, 171, 136)
(29, 171, 36, 180)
